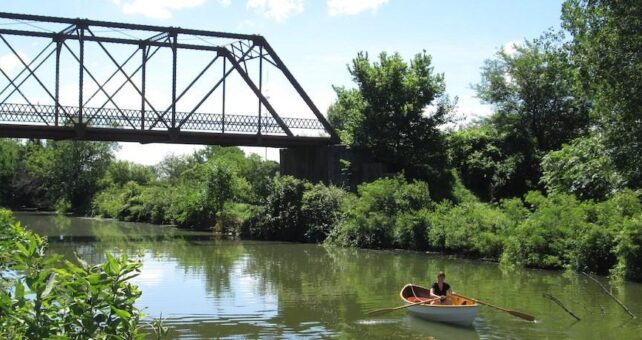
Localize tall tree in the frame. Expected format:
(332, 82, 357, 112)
(476, 33, 591, 153)
(25, 141, 117, 213)
(468, 33, 591, 198)
(562, 0, 642, 187)
(328, 51, 454, 198)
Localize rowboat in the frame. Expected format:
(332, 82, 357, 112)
(400, 284, 479, 326)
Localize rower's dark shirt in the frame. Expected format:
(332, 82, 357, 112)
(432, 282, 450, 296)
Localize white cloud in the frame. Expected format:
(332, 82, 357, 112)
(449, 93, 493, 129)
(502, 40, 522, 56)
(246, 0, 304, 22)
(0, 51, 30, 75)
(327, 0, 388, 16)
(218, 0, 232, 7)
(115, 0, 206, 20)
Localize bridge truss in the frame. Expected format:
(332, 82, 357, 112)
(0, 12, 339, 147)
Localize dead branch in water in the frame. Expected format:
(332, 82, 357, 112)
(582, 272, 636, 319)
(543, 293, 581, 321)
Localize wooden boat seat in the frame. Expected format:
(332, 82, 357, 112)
(407, 296, 469, 305)
(407, 296, 432, 303)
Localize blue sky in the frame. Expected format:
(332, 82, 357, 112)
(2, 0, 564, 164)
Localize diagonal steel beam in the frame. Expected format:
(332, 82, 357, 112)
(177, 60, 235, 129)
(151, 55, 220, 129)
(92, 44, 165, 128)
(162, 43, 256, 130)
(83, 47, 139, 106)
(257, 37, 340, 142)
(0, 41, 54, 98)
(219, 48, 293, 137)
(0, 34, 70, 119)
(0, 45, 55, 103)
(61, 41, 135, 129)
(85, 29, 167, 126)
(0, 68, 49, 124)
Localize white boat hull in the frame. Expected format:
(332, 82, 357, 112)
(406, 303, 479, 326)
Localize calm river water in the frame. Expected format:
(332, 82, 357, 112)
(13, 212, 642, 339)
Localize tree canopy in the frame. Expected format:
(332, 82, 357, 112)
(562, 0, 642, 187)
(328, 51, 454, 198)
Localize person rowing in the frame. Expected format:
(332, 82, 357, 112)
(429, 271, 452, 305)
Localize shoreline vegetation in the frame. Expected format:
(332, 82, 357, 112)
(0, 0, 640, 284)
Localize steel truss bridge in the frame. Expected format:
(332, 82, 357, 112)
(0, 12, 339, 147)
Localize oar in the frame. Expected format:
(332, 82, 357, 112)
(453, 293, 536, 322)
(367, 297, 440, 316)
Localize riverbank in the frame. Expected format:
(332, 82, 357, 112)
(91, 174, 642, 283)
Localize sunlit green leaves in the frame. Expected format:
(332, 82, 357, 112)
(541, 134, 625, 200)
(562, 0, 642, 187)
(0, 210, 144, 339)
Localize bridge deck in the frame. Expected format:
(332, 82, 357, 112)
(0, 103, 332, 147)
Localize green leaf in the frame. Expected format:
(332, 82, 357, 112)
(15, 242, 29, 257)
(106, 255, 120, 276)
(112, 307, 131, 319)
(14, 281, 25, 300)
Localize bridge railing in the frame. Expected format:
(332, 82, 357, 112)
(0, 102, 326, 135)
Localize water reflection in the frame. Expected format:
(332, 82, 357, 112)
(13, 212, 642, 339)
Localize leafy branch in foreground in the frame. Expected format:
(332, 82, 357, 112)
(0, 208, 145, 339)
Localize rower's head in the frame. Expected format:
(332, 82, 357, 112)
(437, 271, 445, 283)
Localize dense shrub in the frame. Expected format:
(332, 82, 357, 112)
(0, 140, 19, 206)
(571, 223, 616, 275)
(502, 192, 590, 269)
(242, 177, 349, 243)
(243, 176, 307, 241)
(392, 210, 430, 250)
(426, 201, 510, 258)
(301, 184, 349, 243)
(448, 124, 532, 201)
(165, 184, 207, 228)
(614, 217, 642, 281)
(132, 185, 173, 224)
(327, 176, 431, 249)
(541, 134, 625, 200)
(92, 185, 126, 218)
(92, 147, 268, 230)
(216, 202, 253, 235)
(54, 197, 71, 215)
(592, 190, 642, 280)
